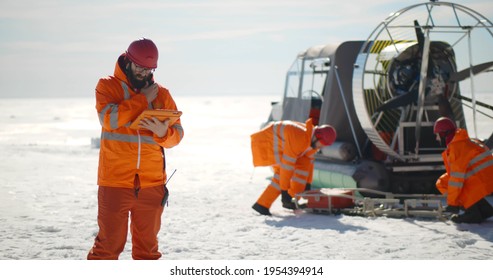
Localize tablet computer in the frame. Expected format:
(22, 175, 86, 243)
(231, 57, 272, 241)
(130, 109, 182, 130)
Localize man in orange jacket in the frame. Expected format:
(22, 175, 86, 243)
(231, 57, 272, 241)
(434, 117, 493, 223)
(87, 38, 184, 259)
(251, 119, 336, 215)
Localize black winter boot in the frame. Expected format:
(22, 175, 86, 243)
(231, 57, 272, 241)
(451, 202, 483, 224)
(281, 191, 296, 210)
(252, 203, 271, 216)
(477, 198, 493, 220)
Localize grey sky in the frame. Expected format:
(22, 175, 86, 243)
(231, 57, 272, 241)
(0, 0, 492, 98)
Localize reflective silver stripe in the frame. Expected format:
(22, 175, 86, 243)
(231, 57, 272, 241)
(270, 167, 281, 190)
(449, 180, 463, 188)
(273, 124, 281, 164)
(283, 154, 296, 163)
(450, 171, 465, 180)
(98, 82, 131, 129)
(295, 169, 309, 177)
(270, 181, 281, 191)
(293, 169, 309, 185)
(449, 172, 464, 189)
(121, 81, 130, 100)
(293, 176, 307, 185)
(98, 105, 108, 126)
(468, 149, 493, 167)
(273, 122, 297, 173)
(281, 163, 294, 171)
(466, 160, 493, 178)
(282, 154, 296, 164)
(98, 104, 120, 129)
(121, 81, 134, 127)
(109, 105, 119, 129)
(280, 123, 286, 150)
(448, 151, 493, 189)
(101, 131, 156, 145)
(172, 123, 184, 141)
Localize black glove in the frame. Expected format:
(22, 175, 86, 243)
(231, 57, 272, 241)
(305, 183, 311, 191)
(281, 190, 293, 204)
(281, 191, 296, 210)
(445, 205, 460, 214)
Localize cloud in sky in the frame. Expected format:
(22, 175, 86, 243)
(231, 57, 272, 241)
(0, 0, 492, 98)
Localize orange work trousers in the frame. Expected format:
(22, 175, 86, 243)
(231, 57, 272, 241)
(255, 165, 308, 209)
(87, 179, 165, 260)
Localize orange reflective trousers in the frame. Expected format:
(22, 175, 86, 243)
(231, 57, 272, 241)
(256, 163, 310, 209)
(87, 180, 164, 260)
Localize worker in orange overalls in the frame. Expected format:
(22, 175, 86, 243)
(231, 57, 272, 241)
(251, 119, 336, 215)
(87, 38, 184, 259)
(434, 117, 493, 223)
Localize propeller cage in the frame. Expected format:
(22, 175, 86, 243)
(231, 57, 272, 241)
(352, 2, 493, 162)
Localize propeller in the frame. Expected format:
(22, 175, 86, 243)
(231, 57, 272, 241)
(449, 61, 493, 83)
(375, 20, 426, 113)
(376, 23, 493, 114)
(375, 82, 418, 112)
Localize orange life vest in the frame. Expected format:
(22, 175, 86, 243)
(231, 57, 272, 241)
(95, 54, 184, 188)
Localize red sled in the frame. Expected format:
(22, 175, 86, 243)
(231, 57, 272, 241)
(300, 189, 355, 210)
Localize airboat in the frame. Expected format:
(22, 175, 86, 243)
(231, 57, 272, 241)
(263, 1, 493, 218)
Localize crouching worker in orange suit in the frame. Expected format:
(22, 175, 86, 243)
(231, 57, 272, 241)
(87, 38, 184, 259)
(251, 118, 336, 215)
(434, 117, 493, 224)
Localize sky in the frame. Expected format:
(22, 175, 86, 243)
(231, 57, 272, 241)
(0, 0, 492, 98)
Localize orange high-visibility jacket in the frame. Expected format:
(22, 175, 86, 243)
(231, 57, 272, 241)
(251, 119, 316, 190)
(95, 54, 184, 188)
(436, 129, 493, 208)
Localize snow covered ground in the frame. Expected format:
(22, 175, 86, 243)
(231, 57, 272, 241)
(0, 95, 492, 277)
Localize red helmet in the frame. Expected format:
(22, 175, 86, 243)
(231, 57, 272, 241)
(433, 117, 456, 135)
(434, 117, 457, 145)
(126, 38, 159, 68)
(314, 125, 337, 146)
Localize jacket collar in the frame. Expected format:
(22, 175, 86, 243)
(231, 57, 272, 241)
(114, 54, 130, 84)
(447, 128, 469, 148)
